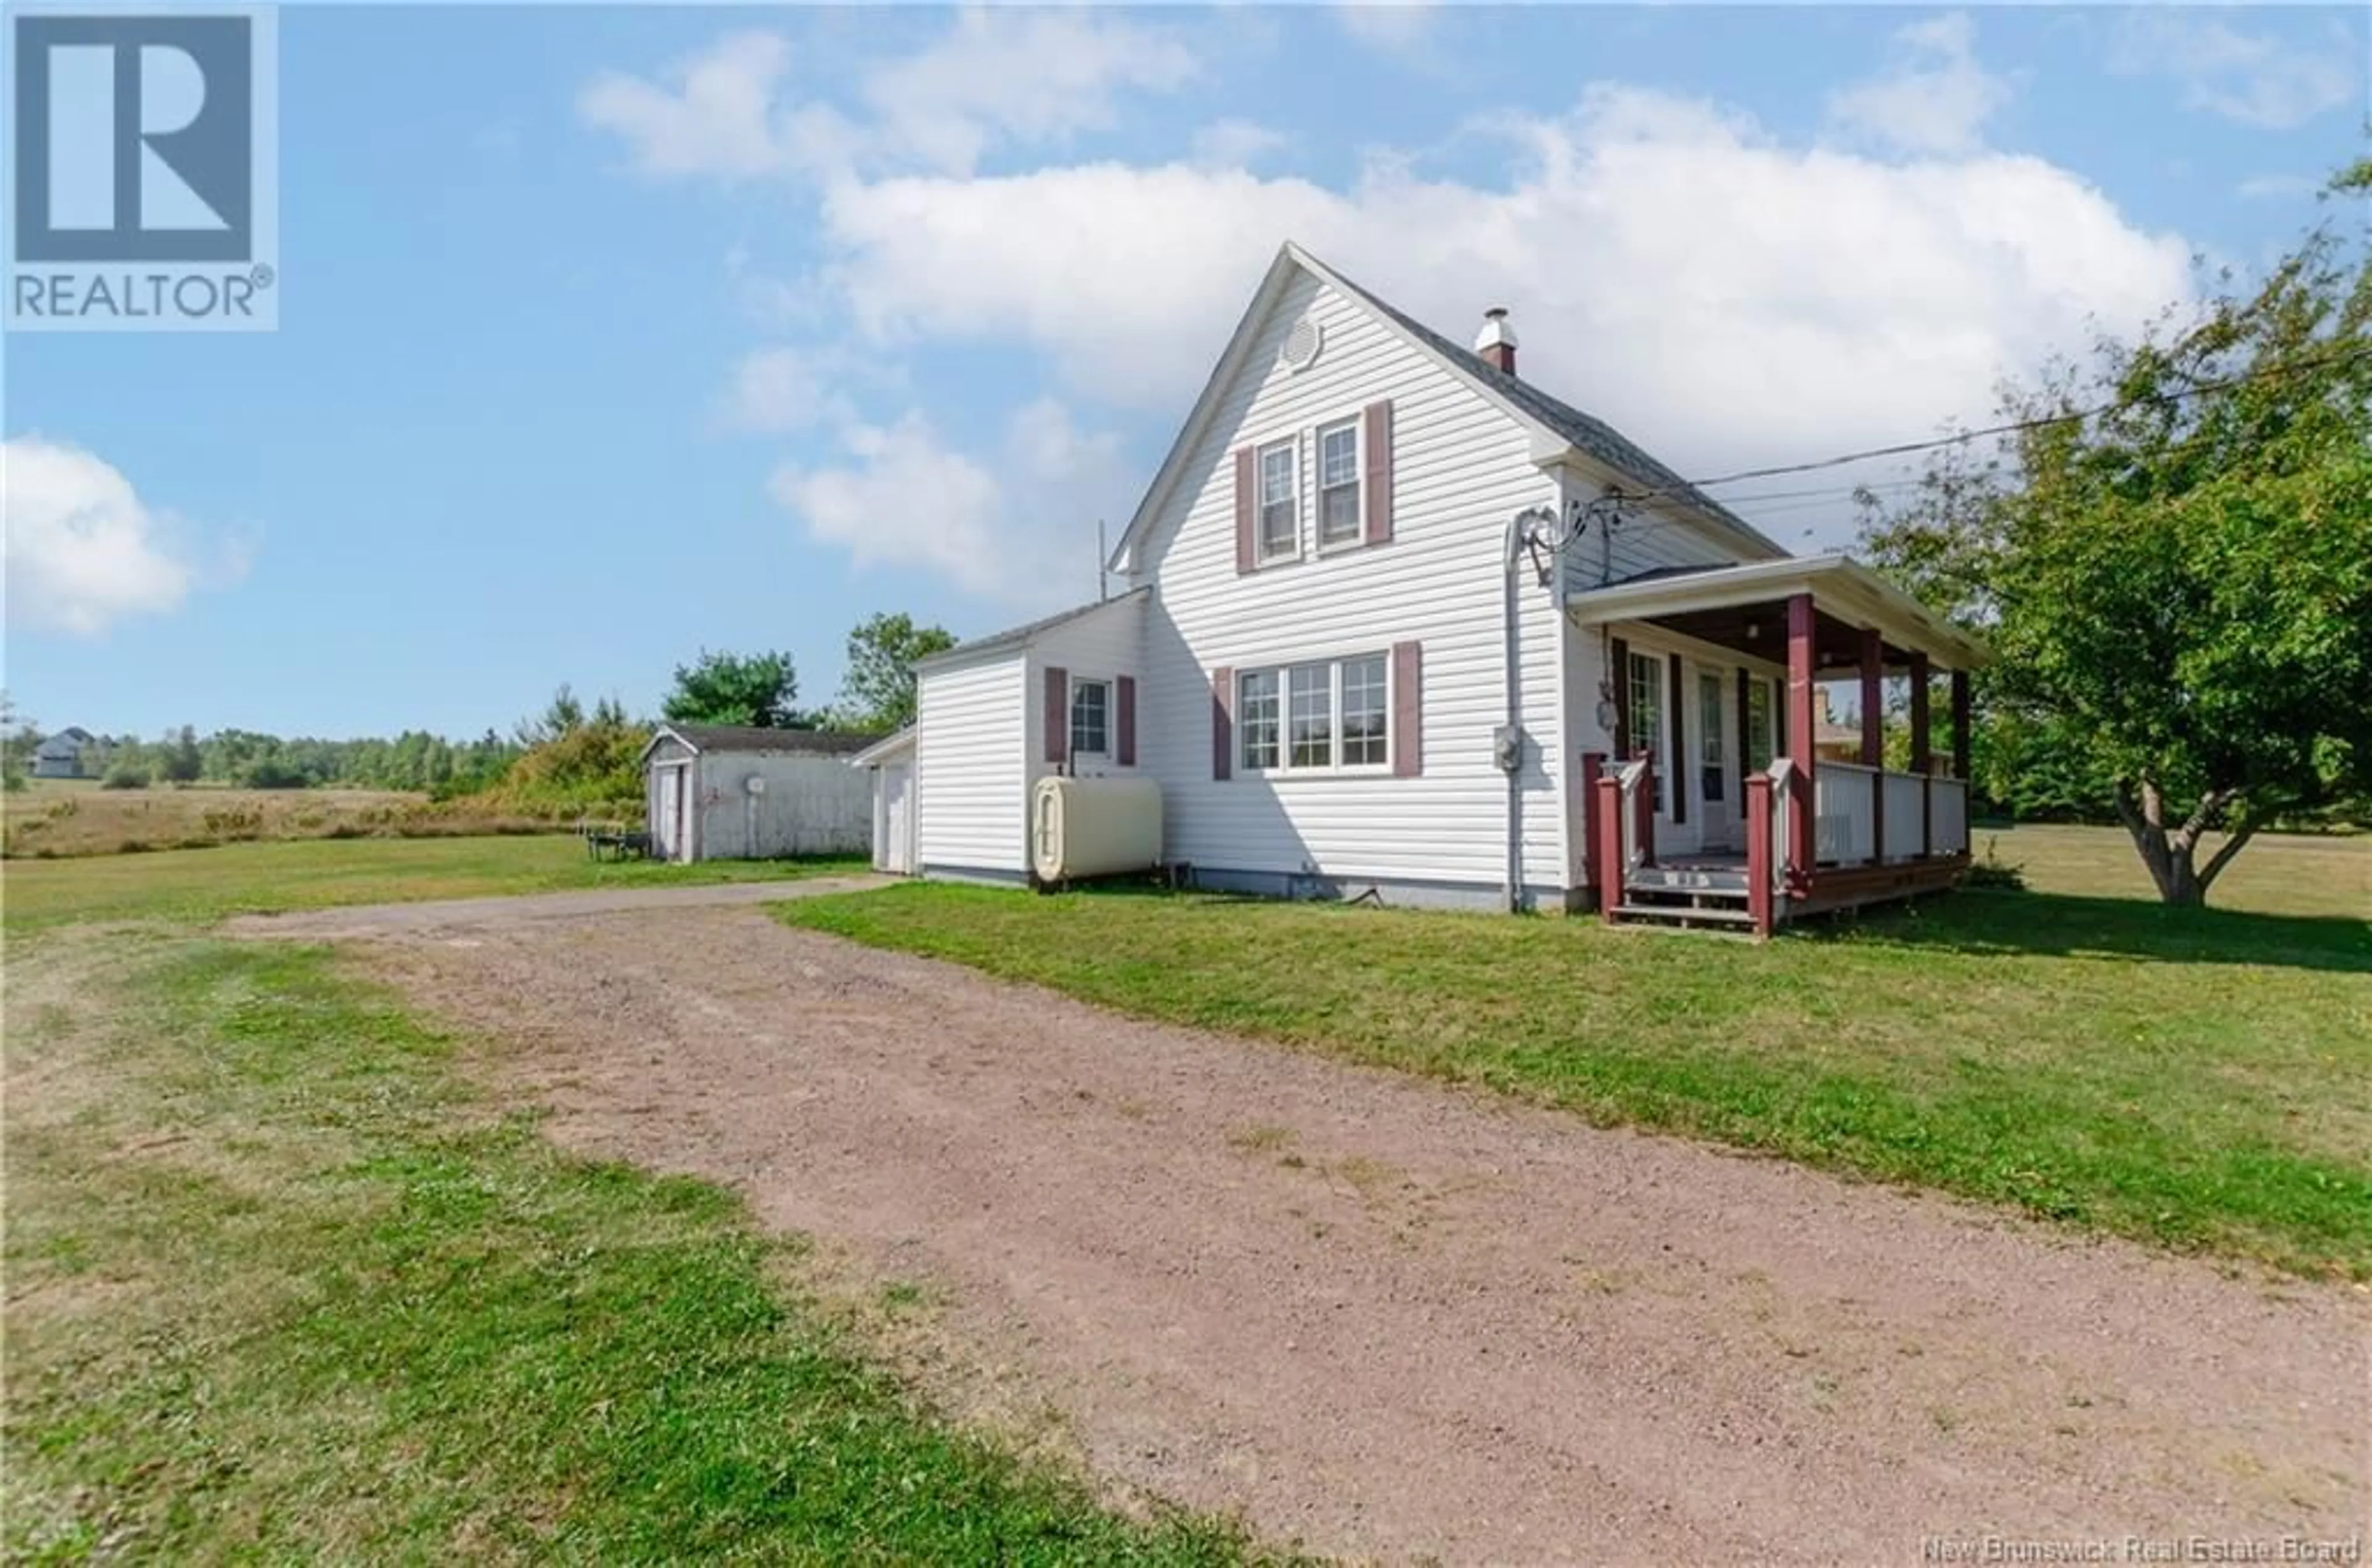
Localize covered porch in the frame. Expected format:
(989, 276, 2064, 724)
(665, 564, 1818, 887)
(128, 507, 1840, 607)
(1568, 555, 1986, 937)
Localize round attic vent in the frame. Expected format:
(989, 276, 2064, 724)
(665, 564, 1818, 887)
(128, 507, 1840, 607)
(1279, 316, 1322, 371)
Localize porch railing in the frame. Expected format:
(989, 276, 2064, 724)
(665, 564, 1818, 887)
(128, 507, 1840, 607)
(1811, 761, 1973, 866)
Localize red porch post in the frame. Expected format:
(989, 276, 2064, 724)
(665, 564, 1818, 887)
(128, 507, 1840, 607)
(1785, 593, 1817, 895)
(1950, 669, 1973, 784)
(1909, 653, 1932, 859)
(1579, 752, 1605, 908)
(1745, 771, 1774, 938)
(1594, 773, 1626, 921)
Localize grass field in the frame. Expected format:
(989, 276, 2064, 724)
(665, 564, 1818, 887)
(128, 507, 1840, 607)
(1, 779, 569, 859)
(1, 834, 869, 928)
(3, 934, 1247, 1562)
(780, 827, 2371, 1277)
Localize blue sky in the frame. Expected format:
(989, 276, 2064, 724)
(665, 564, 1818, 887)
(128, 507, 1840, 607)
(5, 3, 2364, 739)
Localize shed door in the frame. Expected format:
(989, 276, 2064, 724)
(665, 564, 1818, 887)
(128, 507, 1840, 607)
(654, 766, 687, 862)
(881, 762, 915, 874)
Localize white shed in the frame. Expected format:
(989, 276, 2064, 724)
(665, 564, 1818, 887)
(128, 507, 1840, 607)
(848, 727, 918, 874)
(641, 724, 878, 863)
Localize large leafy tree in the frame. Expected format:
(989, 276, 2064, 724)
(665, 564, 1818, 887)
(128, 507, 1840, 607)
(1861, 162, 2371, 905)
(663, 650, 804, 729)
(836, 613, 956, 731)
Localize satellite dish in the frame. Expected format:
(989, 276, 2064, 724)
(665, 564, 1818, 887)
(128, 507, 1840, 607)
(744, 775, 767, 795)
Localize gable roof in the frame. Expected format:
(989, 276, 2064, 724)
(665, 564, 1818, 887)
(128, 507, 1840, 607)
(1107, 242, 1783, 572)
(642, 723, 883, 761)
(912, 587, 1150, 674)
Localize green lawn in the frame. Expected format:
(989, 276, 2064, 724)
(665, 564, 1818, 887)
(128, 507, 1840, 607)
(3, 934, 1248, 1563)
(1, 834, 870, 928)
(778, 828, 2371, 1278)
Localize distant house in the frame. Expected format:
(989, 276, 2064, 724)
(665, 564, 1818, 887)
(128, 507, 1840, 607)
(640, 724, 880, 863)
(32, 727, 99, 779)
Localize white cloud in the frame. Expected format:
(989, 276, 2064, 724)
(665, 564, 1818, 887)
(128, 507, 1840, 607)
(1335, 4, 1434, 54)
(2109, 14, 2360, 130)
(600, 25, 2200, 586)
(811, 86, 2193, 492)
(578, 31, 805, 180)
(581, 11, 1199, 183)
(1190, 118, 1288, 171)
(859, 8, 1199, 175)
(767, 398, 1133, 598)
(2, 437, 228, 637)
(1826, 12, 2014, 156)
(715, 345, 856, 434)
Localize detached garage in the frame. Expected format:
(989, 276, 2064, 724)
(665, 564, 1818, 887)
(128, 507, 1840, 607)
(848, 728, 918, 874)
(642, 724, 878, 863)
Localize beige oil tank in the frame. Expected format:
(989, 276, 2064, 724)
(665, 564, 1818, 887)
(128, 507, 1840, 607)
(1031, 776, 1163, 883)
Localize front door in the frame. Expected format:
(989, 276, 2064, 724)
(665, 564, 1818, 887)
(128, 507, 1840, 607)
(1627, 649, 1697, 858)
(1696, 670, 1732, 850)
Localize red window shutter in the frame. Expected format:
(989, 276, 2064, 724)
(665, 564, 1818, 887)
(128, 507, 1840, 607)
(1363, 400, 1394, 545)
(1211, 666, 1234, 780)
(1668, 652, 1686, 824)
(1392, 641, 1422, 778)
(1044, 666, 1068, 765)
(1116, 676, 1137, 766)
(1233, 447, 1256, 574)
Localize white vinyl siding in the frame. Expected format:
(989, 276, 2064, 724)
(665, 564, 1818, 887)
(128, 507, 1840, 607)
(1123, 269, 1569, 896)
(915, 653, 1028, 873)
(1026, 592, 1144, 789)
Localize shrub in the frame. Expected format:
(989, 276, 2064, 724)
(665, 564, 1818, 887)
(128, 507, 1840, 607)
(100, 765, 151, 790)
(1963, 837, 2028, 892)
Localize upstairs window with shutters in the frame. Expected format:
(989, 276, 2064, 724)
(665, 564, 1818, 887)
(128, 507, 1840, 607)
(1258, 441, 1298, 561)
(1317, 421, 1361, 547)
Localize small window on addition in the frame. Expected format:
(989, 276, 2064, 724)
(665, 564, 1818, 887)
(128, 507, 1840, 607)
(1070, 679, 1109, 759)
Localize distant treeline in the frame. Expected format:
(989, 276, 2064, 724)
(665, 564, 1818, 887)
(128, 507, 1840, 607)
(7, 725, 523, 794)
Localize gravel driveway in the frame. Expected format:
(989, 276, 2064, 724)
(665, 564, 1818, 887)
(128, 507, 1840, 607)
(327, 902, 2364, 1565)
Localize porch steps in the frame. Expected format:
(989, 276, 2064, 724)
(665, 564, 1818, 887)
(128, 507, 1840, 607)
(1610, 902, 1755, 928)
(1615, 862, 1757, 933)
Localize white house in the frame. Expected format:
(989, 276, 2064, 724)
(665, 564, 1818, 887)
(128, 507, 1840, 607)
(875, 243, 1985, 934)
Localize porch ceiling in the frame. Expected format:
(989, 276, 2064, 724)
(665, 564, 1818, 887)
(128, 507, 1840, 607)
(1565, 553, 1987, 671)
(1646, 602, 1907, 672)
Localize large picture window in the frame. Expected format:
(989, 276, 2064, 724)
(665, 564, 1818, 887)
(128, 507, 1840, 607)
(1238, 669, 1281, 770)
(1241, 654, 1390, 774)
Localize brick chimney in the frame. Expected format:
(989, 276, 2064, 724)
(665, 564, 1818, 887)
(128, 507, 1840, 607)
(1474, 306, 1516, 375)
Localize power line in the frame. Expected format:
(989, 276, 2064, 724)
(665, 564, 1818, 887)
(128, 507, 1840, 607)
(1681, 342, 2372, 496)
